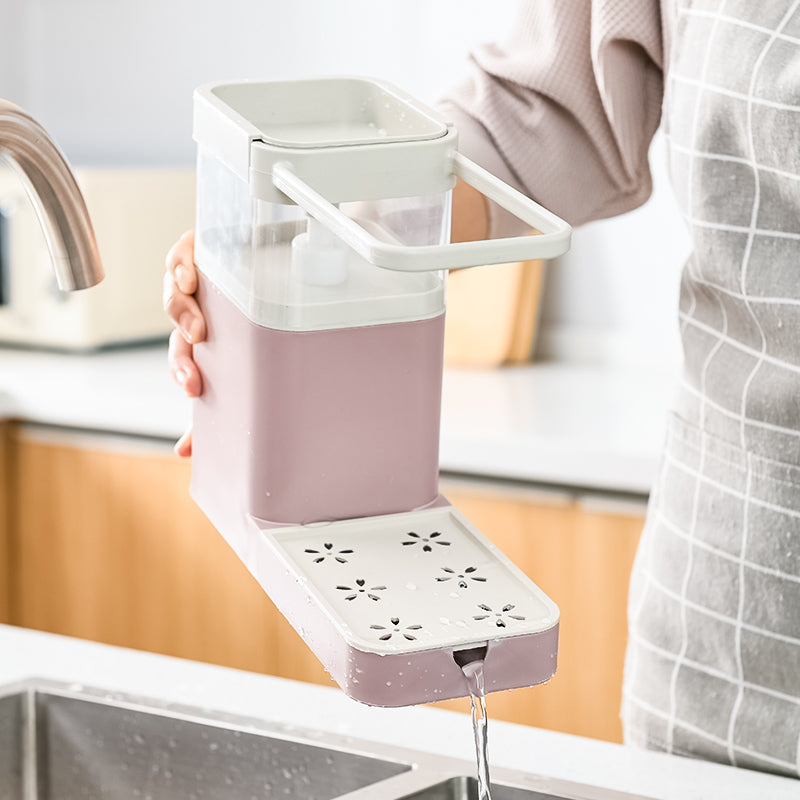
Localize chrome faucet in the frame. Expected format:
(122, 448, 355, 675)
(0, 99, 103, 290)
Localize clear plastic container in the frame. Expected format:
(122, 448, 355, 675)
(194, 145, 449, 333)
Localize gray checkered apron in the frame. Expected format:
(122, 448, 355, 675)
(621, 0, 800, 778)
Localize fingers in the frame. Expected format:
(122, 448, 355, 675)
(165, 230, 197, 293)
(168, 327, 203, 398)
(163, 271, 206, 344)
(165, 230, 202, 460)
(164, 230, 206, 344)
(168, 329, 199, 459)
(174, 428, 193, 458)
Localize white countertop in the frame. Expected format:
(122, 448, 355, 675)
(0, 344, 675, 495)
(1, 349, 794, 798)
(1, 624, 796, 800)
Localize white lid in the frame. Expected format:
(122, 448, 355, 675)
(193, 77, 456, 204)
(228, 77, 447, 148)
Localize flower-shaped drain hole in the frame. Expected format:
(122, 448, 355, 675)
(304, 543, 354, 564)
(336, 579, 386, 602)
(436, 566, 487, 589)
(402, 530, 451, 552)
(370, 617, 423, 641)
(473, 603, 526, 628)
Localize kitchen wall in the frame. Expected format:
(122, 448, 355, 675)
(0, 0, 688, 369)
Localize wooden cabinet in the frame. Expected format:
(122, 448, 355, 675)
(434, 480, 645, 743)
(3, 423, 645, 744)
(4, 424, 328, 683)
(0, 423, 9, 624)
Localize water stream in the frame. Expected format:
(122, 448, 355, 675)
(459, 658, 492, 800)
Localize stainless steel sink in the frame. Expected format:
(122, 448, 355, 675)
(0, 680, 650, 800)
(396, 778, 578, 800)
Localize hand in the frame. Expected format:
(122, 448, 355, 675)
(164, 230, 206, 457)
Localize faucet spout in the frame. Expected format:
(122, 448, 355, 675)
(0, 99, 103, 291)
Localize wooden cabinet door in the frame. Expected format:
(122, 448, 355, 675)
(7, 424, 645, 743)
(7, 424, 330, 685)
(0, 423, 9, 623)
(436, 479, 645, 743)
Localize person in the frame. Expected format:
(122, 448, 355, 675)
(164, 1, 800, 779)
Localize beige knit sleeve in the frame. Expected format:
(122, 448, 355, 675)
(438, 0, 666, 235)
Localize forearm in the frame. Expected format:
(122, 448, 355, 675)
(451, 179, 490, 243)
(439, 0, 665, 230)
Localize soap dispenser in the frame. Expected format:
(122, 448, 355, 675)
(190, 77, 571, 706)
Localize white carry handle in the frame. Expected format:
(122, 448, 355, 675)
(271, 153, 571, 271)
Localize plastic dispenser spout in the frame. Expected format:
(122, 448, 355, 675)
(292, 216, 348, 287)
(0, 99, 104, 291)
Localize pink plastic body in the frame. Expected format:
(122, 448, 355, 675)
(191, 272, 445, 526)
(194, 497, 559, 708)
(190, 273, 559, 707)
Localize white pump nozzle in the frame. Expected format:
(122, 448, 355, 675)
(291, 216, 348, 287)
